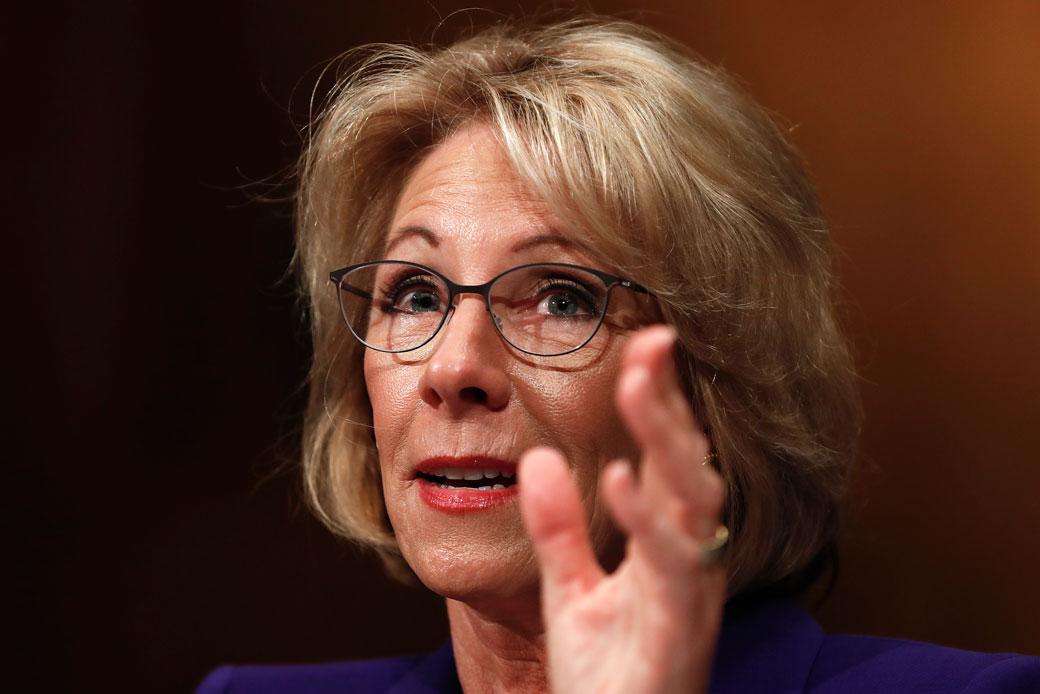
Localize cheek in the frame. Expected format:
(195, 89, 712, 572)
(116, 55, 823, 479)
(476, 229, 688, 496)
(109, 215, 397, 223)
(362, 353, 383, 430)
(362, 352, 382, 418)
(517, 356, 633, 459)
(364, 353, 415, 453)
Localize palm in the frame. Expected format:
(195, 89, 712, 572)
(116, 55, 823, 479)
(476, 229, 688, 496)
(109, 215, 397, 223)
(520, 326, 726, 694)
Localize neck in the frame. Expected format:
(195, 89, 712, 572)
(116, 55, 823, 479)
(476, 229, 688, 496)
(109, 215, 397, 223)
(447, 594, 548, 694)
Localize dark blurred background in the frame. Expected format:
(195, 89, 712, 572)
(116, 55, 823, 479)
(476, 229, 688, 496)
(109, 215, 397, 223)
(13, 1, 1039, 692)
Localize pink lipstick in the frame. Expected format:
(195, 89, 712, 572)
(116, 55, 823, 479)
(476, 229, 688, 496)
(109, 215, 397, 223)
(415, 456, 519, 513)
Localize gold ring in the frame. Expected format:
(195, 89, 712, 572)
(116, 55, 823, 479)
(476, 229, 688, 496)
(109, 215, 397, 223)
(699, 525, 729, 568)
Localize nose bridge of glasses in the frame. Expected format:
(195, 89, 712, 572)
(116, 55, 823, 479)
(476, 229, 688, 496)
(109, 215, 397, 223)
(434, 276, 509, 348)
(436, 291, 505, 352)
(442, 276, 499, 314)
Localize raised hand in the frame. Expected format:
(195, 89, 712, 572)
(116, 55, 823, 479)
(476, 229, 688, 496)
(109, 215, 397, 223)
(519, 325, 727, 694)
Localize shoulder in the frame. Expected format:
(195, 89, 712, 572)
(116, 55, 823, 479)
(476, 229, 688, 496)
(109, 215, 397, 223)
(711, 597, 1040, 694)
(808, 633, 1040, 694)
(195, 642, 461, 694)
(195, 657, 416, 694)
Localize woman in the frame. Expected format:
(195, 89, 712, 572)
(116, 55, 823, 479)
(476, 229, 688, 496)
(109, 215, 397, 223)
(200, 16, 1039, 693)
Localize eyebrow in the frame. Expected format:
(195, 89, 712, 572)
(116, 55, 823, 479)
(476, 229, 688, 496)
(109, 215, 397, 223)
(382, 227, 581, 258)
(510, 233, 579, 255)
(383, 226, 439, 256)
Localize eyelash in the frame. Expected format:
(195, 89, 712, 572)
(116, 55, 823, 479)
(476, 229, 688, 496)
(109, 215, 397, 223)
(376, 269, 602, 313)
(380, 272, 439, 300)
(535, 278, 599, 312)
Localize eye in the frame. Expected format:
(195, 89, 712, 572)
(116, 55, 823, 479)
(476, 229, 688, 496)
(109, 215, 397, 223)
(379, 273, 445, 314)
(534, 279, 598, 318)
(541, 292, 581, 316)
(397, 288, 442, 313)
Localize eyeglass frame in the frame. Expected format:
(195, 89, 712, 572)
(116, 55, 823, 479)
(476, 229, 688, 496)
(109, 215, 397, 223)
(329, 260, 652, 357)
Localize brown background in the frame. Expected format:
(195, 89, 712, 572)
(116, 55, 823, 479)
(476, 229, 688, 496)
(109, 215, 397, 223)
(14, 1, 1039, 692)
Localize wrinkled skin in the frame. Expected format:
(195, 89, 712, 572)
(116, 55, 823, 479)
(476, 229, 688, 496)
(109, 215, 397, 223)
(364, 123, 727, 693)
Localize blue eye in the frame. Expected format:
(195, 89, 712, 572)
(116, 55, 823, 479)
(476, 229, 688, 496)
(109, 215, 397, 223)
(534, 280, 597, 318)
(379, 273, 445, 314)
(544, 293, 581, 316)
(398, 288, 442, 313)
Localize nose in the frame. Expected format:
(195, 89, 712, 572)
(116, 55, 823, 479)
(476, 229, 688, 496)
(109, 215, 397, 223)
(418, 295, 511, 413)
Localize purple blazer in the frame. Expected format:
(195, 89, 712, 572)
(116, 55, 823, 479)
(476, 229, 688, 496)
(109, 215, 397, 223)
(197, 599, 1040, 693)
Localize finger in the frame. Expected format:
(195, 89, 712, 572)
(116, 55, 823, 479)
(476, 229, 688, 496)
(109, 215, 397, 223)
(621, 324, 699, 432)
(617, 360, 707, 464)
(617, 326, 704, 457)
(600, 459, 648, 538)
(601, 459, 686, 569)
(603, 458, 716, 576)
(617, 334, 721, 508)
(616, 328, 725, 533)
(518, 447, 604, 613)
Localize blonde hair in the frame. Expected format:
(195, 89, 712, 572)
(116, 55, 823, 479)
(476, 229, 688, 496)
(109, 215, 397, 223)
(296, 16, 862, 594)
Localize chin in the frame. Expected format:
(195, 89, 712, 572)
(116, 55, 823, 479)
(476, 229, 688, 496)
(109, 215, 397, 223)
(398, 531, 541, 603)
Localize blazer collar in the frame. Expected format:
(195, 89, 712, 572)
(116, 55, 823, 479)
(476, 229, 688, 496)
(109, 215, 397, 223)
(387, 640, 461, 694)
(710, 597, 826, 694)
(387, 598, 824, 694)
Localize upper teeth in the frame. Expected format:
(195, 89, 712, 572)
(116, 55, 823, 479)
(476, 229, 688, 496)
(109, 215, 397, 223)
(435, 468, 515, 480)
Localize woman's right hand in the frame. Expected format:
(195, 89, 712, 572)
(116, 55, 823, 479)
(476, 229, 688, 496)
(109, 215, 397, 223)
(520, 324, 728, 694)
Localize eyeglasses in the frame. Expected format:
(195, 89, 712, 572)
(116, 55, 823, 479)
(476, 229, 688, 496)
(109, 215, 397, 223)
(329, 261, 650, 357)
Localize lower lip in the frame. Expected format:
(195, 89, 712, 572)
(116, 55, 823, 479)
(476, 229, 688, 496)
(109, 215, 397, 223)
(417, 477, 519, 513)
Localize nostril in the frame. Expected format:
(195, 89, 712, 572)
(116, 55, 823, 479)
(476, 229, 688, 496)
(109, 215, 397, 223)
(460, 387, 488, 403)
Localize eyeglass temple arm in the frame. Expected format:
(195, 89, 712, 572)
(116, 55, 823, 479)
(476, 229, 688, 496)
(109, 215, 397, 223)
(619, 279, 651, 295)
(329, 273, 374, 301)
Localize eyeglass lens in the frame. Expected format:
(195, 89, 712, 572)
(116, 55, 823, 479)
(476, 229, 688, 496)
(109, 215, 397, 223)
(336, 262, 610, 356)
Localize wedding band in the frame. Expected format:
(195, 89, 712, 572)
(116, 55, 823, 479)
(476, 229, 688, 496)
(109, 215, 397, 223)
(698, 525, 729, 568)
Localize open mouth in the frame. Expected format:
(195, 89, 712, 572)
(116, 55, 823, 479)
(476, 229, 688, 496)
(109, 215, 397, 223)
(417, 468, 517, 491)
(415, 458, 519, 512)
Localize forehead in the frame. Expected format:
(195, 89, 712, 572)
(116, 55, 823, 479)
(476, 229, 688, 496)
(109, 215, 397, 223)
(385, 123, 573, 257)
